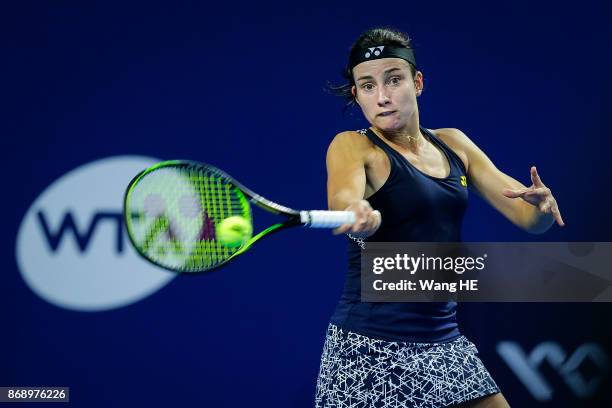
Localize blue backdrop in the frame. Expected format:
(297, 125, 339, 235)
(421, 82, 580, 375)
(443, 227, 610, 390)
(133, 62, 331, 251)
(3, 1, 611, 407)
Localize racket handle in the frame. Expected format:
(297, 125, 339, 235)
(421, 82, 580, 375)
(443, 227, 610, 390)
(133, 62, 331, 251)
(300, 210, 356, 228)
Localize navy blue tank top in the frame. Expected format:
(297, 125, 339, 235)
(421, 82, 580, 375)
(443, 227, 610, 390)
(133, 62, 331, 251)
(330, 126, 469, 343)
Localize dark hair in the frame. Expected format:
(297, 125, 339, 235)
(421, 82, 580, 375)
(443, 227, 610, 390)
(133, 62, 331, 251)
(327, 27, 416, 113)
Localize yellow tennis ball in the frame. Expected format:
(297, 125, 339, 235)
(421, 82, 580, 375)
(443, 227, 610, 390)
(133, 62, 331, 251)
(216, 216, 252, 248)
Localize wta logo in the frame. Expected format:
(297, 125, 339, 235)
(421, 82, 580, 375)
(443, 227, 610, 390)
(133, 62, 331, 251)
(15, 156, 177, 312)
(498, 341, 609, 401)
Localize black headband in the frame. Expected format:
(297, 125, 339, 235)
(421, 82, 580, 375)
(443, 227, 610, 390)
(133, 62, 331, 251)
(349, 45, 417, 71)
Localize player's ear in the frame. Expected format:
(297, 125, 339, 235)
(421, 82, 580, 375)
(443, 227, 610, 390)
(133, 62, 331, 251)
(351, 85, 360, 105)
(414, 71, 424, 96)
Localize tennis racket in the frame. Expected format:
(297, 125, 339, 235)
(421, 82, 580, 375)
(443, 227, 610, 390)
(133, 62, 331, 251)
(123, 160, 355, 273)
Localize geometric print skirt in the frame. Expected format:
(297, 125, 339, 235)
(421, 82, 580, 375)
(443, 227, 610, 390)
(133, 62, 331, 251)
(315, 323, 500, 408)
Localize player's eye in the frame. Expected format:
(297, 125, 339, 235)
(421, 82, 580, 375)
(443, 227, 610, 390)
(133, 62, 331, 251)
(361, 83, 375, 91)
(388, 76, 402, 86)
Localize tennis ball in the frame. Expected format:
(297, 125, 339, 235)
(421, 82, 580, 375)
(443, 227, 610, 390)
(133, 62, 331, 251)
(216, 216, 252, 248)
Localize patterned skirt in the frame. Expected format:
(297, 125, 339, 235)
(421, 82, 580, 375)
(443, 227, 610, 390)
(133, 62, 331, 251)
(315, 323, 500, 408)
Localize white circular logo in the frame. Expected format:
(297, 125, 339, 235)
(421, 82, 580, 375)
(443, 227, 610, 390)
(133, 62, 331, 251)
(15, 156, 178, 312)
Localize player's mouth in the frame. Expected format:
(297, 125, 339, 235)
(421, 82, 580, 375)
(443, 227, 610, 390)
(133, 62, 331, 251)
(378, 111, 397, 117)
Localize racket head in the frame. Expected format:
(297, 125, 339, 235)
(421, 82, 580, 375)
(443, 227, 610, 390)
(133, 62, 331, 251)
(124, 160, 256, 273)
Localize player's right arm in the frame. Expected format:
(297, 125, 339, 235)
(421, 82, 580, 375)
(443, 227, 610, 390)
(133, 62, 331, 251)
(326, 131, 381, 237)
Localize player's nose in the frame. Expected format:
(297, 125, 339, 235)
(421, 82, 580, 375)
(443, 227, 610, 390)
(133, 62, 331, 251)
(377, 89, 391, 105)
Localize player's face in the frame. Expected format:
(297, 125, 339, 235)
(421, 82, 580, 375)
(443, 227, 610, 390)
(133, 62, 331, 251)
(351, 58, 423, 132)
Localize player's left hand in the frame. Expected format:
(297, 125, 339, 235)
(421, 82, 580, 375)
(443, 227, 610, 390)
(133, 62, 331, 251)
(502, 166, 565, 227)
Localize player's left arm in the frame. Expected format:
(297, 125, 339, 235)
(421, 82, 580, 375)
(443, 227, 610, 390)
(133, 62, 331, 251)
(436, 128, 565, 234)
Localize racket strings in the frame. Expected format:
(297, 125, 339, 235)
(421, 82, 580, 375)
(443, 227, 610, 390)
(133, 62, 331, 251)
(126, 165, 252, 272)
(189, 169, 235, 268)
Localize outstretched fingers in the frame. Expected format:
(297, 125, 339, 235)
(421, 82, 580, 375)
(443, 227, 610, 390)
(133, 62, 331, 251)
(551, 203, 565, 227)
(530, 166, 545, 187)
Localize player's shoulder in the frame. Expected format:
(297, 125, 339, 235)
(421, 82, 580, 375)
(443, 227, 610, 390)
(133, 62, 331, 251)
(430, 127, 471, 146)
(326, 129, 376, 164)
(328, 129, 375, 151)
(331, 129, 371, 142)
(430, 127, 482, 154)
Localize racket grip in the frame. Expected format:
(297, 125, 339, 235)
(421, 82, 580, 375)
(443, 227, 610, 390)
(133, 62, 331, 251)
(300, 210, 356, 228)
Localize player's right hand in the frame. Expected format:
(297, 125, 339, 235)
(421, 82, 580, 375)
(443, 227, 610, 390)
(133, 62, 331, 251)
(333, 200, 381, 237)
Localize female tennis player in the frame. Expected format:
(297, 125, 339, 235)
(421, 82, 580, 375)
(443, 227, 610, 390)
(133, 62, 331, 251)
(315, 27, 564, 408)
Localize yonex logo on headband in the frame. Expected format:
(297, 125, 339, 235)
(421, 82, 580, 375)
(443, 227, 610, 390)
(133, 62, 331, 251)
(365, 46, 385, 58)
(349, 45, 417, 71)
